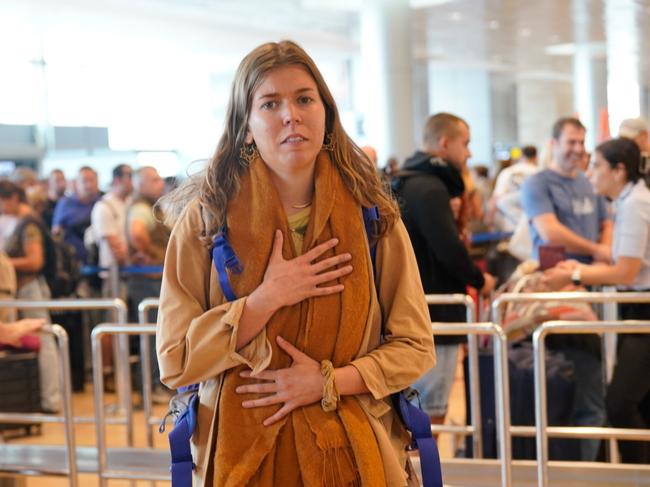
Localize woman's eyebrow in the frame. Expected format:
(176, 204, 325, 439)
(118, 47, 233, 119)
(257, 87, 316, 100)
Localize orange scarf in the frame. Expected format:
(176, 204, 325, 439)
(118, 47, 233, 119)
(212, 152, 386, 486)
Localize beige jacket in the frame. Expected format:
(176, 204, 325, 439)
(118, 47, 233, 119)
(157, 200, 436, 486)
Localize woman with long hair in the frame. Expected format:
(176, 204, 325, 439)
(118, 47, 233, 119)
(544, 137, 650, 463)
(156, 40, 435, 486)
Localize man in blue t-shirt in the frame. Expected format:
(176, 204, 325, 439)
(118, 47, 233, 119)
(521, 117, 611, 462)
(522, 117, 612, 264)
(52, 166, 101, 263)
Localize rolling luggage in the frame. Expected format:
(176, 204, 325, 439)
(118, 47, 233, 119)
(464, 342, 579, 460)
(0, 350, 42, 438)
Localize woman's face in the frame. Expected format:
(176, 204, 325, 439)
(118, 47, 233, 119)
(245, 65, 326, 178)
(589, 150, 626, 198)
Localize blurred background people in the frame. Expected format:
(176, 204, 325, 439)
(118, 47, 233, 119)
(52, 166, 100, 264)
(0, 180, 60, 412)
(491, 144, 538, 232)
(544, 137, 650, 463)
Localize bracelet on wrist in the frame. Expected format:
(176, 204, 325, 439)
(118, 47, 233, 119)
(320, 359, 340, 412)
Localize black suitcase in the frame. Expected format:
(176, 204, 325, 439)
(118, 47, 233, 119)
(0, 349, 42, 438)
(464, 342, 579, 460)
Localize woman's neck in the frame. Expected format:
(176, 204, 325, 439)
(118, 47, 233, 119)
(269, 166, 315, 217)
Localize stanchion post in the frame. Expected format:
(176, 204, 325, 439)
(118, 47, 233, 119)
(138, 297, 160, 449)
(533, 320, 650, 487)
(92, 326, 109, 487)
(110, 298, 134, 448)
(431, 323, 511, 487)
(425, 294, 483, 458)
(52, 324, 78, 487)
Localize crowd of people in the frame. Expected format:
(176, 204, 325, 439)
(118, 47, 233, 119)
(1, 39, 649, 484)
(371, 113, 650, 464)
(0, 163, 172, 409)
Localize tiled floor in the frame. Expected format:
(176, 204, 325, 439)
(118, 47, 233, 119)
(2, 355, 468, 486)
(4, 391, 170, 487)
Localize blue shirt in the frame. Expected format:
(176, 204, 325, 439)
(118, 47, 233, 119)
(52, 194, 100, 263)
(521, 169, 609, 262)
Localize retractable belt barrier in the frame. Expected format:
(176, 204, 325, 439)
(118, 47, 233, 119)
(0, 325, 77, 486)
(0, 298, 134, 444)
(533, 320, 650, 487)
(135, 295, 487, 458)
(424, 294, 484, 458)
(91, 324, 171, 487)
(491, 291, 650, 443)
(429, 322, 511, 487)
(138, 297, 163, 449)
(81, 265, 164, 276)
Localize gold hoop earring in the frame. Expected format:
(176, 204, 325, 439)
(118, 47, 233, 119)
(239, 143, 259, 166)
(322, 133, 335, 152)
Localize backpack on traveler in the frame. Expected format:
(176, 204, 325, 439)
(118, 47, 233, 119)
(12, 216, 80, 298)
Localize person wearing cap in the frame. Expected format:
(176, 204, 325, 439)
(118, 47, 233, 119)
(619, 117, 650, 175)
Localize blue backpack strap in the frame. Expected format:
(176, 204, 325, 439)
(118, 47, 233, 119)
(395, 394, 443, 487)
(168, 393, 199, 487)
(211, 225, 243, 302)
(364, 206, 442, 486)
(362, 206, 379, 271)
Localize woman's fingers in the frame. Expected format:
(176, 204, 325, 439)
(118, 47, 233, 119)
(301, 238, 339, 263)
(269, 230, 285, 262)
(310, 253, 351, 274)
(263, 403, 293, 427)
(276, 336, 309, 362)
(242, 393, 284, 409)
(236, 381, 278, 394)
(240, 369, 277, 381)
(312, 265, 353, 285)
(310, 284, 345, 296)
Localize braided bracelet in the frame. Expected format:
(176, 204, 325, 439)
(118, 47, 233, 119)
(320, 359, 340, 412)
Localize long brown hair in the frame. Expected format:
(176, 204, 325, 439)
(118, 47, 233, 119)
(161, 40, 399, 245)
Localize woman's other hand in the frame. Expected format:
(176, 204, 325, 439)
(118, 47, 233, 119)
(236, 336, 323, 426)
(250, 230, 353, 313)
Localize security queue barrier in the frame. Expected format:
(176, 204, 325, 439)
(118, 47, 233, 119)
(0, 325, 78, 487)
(135, 294, 487, 457)
(91, 324, 170, 486)
(491, 291, 650, 325)
(533, 320, 650, 487)
(137, 297, 164, 449)
(491, 292, 650, 446)
(0, 298, 136, 444)
(429, 322, 511, 487)
(424, 294, 484, 459)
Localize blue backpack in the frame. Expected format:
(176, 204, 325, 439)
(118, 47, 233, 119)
(161, 207, 442, 487)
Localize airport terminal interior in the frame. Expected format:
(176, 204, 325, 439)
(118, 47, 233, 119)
(1, 0, 650, 486)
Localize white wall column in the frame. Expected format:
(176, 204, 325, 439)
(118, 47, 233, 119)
(605, 0, 641, 134)
(516, 77, 573, 158)
(359, 0, 414, 165)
